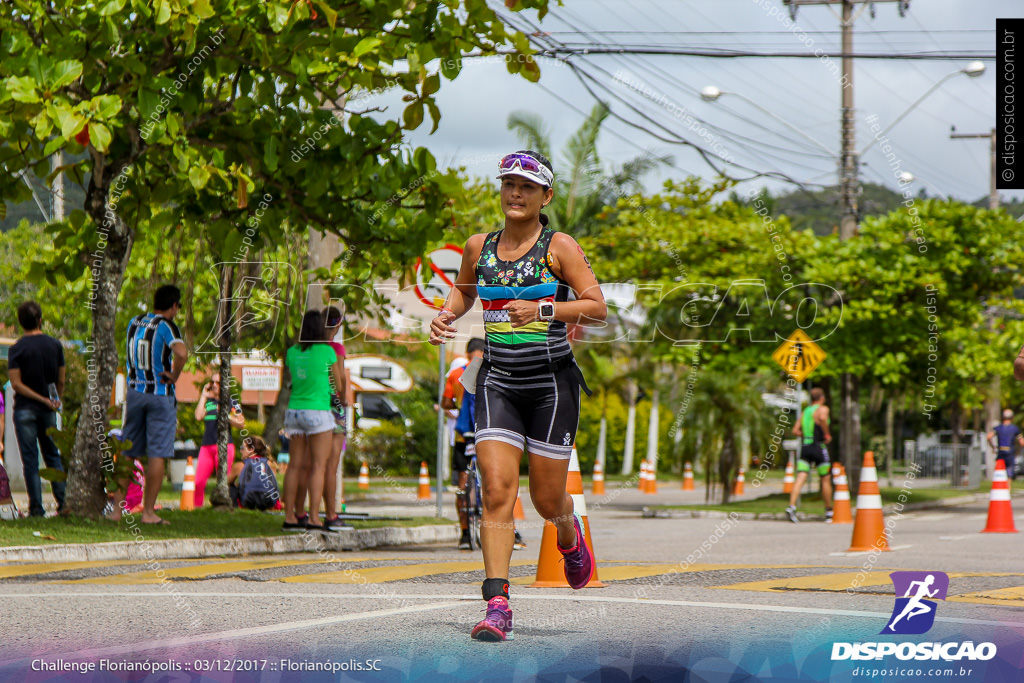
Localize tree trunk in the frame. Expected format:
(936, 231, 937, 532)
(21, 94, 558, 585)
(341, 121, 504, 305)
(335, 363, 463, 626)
(66, 168, 135, 518)
(211, 264, 235, 508)
(885, 394, 895, 487)
(719, 432, 734, 505)
(841, 373, 862, 494)
(621, 380, 637, 475)
(984, 375, 1000, 477)
(645, 387, 660, 475)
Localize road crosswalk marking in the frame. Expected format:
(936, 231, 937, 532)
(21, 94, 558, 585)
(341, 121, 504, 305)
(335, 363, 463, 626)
(55, 557, 372, 585)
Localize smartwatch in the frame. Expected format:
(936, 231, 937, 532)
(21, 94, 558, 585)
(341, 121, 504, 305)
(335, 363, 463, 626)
(538, 301, 555, 321)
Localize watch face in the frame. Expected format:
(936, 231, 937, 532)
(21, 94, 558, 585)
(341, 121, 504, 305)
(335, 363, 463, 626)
(541, 302, 555, 319)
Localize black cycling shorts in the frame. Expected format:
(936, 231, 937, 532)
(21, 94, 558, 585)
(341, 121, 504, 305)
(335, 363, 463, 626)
(474, 363, 581, 460)
(452, 440, 471, 473)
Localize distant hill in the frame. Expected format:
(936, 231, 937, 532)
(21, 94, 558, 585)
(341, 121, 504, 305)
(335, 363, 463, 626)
(734, 182, 1024, 235)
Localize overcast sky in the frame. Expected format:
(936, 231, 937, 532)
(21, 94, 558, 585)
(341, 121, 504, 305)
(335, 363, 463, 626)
(368, 0, 1019, 207)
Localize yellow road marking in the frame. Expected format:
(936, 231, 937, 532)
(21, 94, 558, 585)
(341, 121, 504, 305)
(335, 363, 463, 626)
(947, 586, 1024, 607)
(716, 571, 1024, 593)
(511, 563, 832, 585)
(282, 560, 534, 584)
(57, 558, 371, 585)
(0, 560, 150, 580)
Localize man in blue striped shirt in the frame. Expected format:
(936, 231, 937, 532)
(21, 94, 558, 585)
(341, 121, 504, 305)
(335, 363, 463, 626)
(111, 285, 188, 524)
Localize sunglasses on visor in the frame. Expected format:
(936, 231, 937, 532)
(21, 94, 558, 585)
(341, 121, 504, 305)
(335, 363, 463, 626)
(498, 153, 553, 186)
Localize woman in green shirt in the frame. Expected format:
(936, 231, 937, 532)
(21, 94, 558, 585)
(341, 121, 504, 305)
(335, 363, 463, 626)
(281, 310, 345, 533)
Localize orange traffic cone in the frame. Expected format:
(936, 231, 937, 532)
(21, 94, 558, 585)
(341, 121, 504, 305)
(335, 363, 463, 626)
(733, 467, 745, 496)
(682, 462, 695, 490)
(831, 463, 853, 524)
(358, 461, 370, 490)
(179, 456, 196, 511)
(592, 460, 606, 496)
(638, 461, 648, 492)
(645, 460, 658, 494)
(530, 446, 605, 588)
(513, 492, 527, 520)
(782, 456, 795, 494)
(416, 461, 431, 500)
(848, 452, 889, 551)
(982, 459, 1018, 533)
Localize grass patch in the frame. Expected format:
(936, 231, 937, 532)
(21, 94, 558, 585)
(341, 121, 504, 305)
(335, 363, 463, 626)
(0, 509, 454, 547)
(653, 486, 983, 515)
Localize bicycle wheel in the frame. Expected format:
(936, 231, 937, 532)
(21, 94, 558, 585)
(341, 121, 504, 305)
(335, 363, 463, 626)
(465, 465, 481, 551)
(471, 465, 483, 549)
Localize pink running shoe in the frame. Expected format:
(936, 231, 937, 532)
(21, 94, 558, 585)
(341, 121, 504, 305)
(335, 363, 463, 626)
(471, 596, 514, 641)
(558, 512, 595, 589)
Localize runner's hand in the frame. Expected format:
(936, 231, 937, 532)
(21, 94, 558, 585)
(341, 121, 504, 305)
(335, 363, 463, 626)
(429, 309, 457, 345)
(502, 301, 539, 328)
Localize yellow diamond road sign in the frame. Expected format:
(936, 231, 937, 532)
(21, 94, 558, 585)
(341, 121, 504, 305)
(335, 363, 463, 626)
(772, 329, 826, 382)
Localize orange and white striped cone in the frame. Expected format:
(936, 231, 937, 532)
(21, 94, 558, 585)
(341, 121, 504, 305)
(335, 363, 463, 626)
(513, 492, 527, 520)
(782, 456, 795, 494)
(682, 462, 695, 490)
(831, 463, 853, 524)
(416, 461, 431, 500)
(733, 467, 745, 496)
(981, 459, 1018, 533)
(848, 451, 889, 551)
(530, 446, 605, 588)
(179, 456, 196, 511)
(645, 460, 658, 494)
(358, 461, 370, 490)
(592, 460, 606, 496)
(638, 461, 648, 492)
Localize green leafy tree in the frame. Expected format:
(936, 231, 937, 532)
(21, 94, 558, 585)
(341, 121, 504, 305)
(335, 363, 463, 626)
(0, 0, 552, 517)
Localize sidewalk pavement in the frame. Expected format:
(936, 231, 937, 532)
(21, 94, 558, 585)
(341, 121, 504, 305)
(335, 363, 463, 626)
(0, 476, 1001, 563)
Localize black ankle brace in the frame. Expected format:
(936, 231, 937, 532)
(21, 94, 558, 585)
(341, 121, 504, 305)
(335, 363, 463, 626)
(482, 577, 510, 601)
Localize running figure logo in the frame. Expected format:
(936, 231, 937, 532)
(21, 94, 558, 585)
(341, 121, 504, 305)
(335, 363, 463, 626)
(881, 571, 949, 635)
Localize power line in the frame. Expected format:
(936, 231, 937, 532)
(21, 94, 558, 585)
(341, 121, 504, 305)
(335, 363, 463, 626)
(502, 46, 995, 61)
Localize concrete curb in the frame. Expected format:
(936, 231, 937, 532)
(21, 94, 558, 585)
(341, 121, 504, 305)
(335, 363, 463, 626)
(0, 524, 459, 563)
(640, 492, 995, 522)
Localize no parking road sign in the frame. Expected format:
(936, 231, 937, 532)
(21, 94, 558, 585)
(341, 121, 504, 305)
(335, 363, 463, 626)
(414, 244, 463, 310)
(772, 328, 826, 382)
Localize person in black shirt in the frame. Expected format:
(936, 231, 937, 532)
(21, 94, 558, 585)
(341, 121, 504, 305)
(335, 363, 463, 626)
(8, 301, 66, 517)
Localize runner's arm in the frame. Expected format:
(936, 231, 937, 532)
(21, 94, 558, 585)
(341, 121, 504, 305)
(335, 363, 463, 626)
(430, 234, 485, 345)
(1015, 344, 1024, 380)
(506, 232, 606, 328)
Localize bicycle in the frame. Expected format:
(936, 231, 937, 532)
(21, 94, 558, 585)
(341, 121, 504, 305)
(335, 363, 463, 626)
(458, 432, 483, 551)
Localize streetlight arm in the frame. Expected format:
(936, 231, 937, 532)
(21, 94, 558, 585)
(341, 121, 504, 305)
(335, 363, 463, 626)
(725, 90, 836, 157)
(858, 70, 959, 157)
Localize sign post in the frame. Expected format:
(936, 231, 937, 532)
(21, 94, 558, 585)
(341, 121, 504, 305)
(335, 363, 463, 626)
(436, 343, 447, 518)
(416, 245, 464, 519)
(241, 366, 281, 428)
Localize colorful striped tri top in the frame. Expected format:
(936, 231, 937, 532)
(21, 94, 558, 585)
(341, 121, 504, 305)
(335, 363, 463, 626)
(475, 227, 573, 373)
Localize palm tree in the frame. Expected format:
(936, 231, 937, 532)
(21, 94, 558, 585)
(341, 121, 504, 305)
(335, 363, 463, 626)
(678, 369, 775, 504)
(507, 103, 669, 237)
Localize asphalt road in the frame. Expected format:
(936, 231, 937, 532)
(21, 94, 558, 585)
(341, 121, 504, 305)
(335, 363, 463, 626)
(1, 488, 1022, 682)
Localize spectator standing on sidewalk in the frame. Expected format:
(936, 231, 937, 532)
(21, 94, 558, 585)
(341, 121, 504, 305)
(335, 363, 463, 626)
(8, 301, 66, 517)
(109, 285, 188, 525)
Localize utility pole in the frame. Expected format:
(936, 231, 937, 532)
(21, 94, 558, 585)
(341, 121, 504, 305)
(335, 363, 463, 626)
(950, 128, 998, 210)
(951, 127, 999, 478)
(783, 0, 910, 491)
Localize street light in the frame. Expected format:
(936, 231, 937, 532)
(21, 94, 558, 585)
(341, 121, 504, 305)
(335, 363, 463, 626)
(858, 61, 985, 156)
(700, 85, 835, 157)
